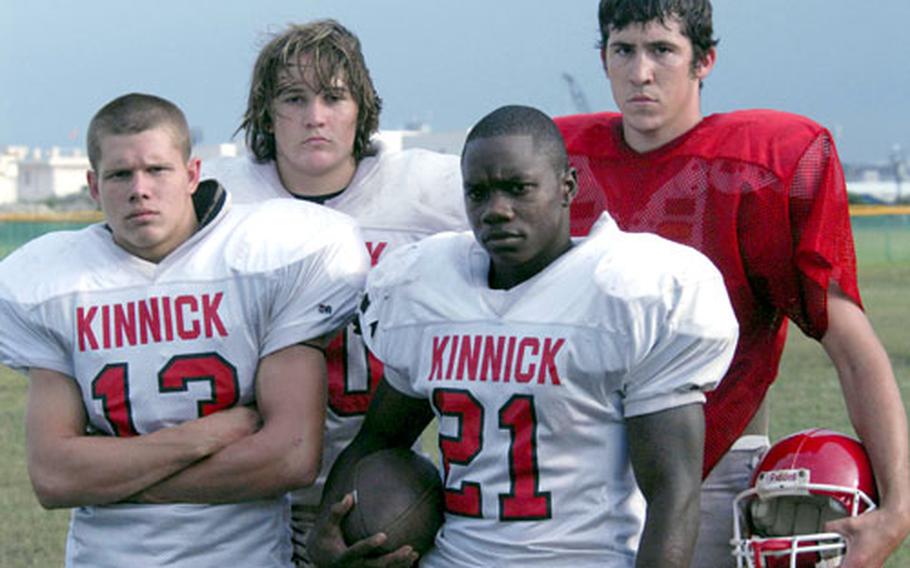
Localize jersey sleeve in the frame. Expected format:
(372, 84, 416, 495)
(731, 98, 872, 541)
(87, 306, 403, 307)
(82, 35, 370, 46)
(379, 364, 420, 398)
(622, 254, 739, 418)
(228, 201, 370, 357)
(0, 250, 72, 376)
(357, 243, 424, 398)
(786, 130, 859, 337)
(263, 222, 369, 356)
(362, 147, 469, 233)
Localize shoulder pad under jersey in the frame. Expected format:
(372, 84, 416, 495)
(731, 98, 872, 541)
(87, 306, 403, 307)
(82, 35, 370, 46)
(225, 199, 366, 275)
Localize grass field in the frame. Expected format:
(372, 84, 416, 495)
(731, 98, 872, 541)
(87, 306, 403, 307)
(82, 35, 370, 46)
(1, 224, 908, 566)
(767, 263, 910, 566)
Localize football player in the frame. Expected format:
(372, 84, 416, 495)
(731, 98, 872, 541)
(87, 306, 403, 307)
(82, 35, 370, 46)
(0, 93, 369, 567)
(200, 20, 468, 566)
(308, 105, 738, 567)
(554, 1, 910, 566)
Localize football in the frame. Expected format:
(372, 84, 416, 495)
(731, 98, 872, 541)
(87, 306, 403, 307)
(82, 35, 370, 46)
(341, 448, 444, 555)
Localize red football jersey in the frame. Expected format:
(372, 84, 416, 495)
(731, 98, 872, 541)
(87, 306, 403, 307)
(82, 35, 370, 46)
(556, 110, 861, 475)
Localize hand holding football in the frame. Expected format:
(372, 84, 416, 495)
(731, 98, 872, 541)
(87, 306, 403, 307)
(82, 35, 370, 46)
(341, 448, 444, 556)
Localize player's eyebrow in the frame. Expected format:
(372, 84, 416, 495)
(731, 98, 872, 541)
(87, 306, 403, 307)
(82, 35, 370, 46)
(275, 82, 308, 95)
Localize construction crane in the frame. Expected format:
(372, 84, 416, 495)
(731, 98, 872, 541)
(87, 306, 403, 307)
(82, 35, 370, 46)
(562, 73, 592, 114)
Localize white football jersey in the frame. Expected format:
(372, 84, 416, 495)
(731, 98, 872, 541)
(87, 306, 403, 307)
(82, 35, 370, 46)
(360, 214, 738, 567)
(203, 142, 469, 507)
(0, 196, 369, 568)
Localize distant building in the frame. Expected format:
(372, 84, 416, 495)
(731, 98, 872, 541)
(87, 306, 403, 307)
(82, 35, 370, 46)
(194, 142, 244, 162)
(0, 146, 29, 204)
(1, 143, 239, 205)
(375, 126, 467, 155)
(844, 160, 908, 204)
(846, 180, 906, 204)
(17, 147, 90, 203)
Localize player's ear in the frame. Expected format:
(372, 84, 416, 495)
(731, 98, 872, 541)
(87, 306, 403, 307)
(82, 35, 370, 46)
(694, 46, 717, 82)
(87, 170, 101, 204)
(186, 157, 202, 195)
(600, 47, 610, 78)
(562, 167, 578, 207)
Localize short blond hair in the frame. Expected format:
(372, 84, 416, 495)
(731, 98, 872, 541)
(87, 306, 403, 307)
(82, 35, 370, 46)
(87, 93, 190, 170)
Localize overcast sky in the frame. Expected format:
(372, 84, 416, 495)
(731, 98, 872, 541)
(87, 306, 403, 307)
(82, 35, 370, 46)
(2, 0, 908, 164)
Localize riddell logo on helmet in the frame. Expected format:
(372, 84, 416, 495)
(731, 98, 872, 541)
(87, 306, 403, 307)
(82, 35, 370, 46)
(758, 468, 810, 490)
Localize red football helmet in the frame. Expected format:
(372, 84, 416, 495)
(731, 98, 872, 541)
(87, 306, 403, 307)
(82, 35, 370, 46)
(732, 429, 878, 568)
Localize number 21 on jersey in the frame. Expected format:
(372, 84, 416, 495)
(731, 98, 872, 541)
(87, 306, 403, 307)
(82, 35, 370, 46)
(433, 388, 552, 521)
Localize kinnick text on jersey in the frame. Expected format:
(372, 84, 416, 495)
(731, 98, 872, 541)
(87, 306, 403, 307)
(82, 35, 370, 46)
(77, 292, 228, 352)
(425, 334, 565, 385)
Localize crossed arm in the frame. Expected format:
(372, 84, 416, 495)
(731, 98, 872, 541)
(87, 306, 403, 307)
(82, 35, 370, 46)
(26, 342, 326, 509)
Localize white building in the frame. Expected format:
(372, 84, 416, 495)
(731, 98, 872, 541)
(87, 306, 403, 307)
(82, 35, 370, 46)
(0, 146, 28, 205)
(846, 180, 906, 204)
(16, 147, 90, 203)
(375, 127, 467, 155)
(194, 142, 244, 162)
(844, 162, 908, 204)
